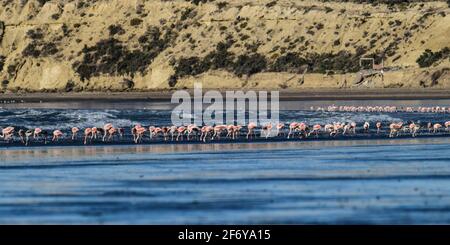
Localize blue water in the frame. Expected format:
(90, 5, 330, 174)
(1, 100, 450, 224)
(0, 139, 450, 224)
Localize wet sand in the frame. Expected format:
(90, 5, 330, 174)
(2, 89, 450, 102)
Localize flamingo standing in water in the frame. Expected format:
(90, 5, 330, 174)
(134, 125, 147, 143)
(298, 123, 309, 138)
(310, 124, 322, 138)
(71, 127, 79, 140)
(24, 129, 33, 145)
(1, 126, 15, 142)
(247, 122, 257, 139)
(409, 122, 420, 137)
(389, 122, 403, 137)
(363, 122, 370, 133)
(433, 123, 443, 133)
(102, 123, 113, 141)
(427, 122, 433, 133)
(84, 128, 93, 144)
(168, 126, 177, 141)
(105, 127, 118, 142)
(276, 123, 285, 137)
(445, 121, 450, 131)
(186, 124, 200, 140)
(376, 122, 382, 134)
(176, 126, 187, 141)
(287, 122, 299, 139)
(200, 125, 214, 142)
(33, 128, 48, 144)
(18, 129, 26, 144)
(212, 125, 227, 140)
(52, 130, 63, 142)
(261, 123, 273, 139)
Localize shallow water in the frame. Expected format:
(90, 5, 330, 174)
(0, 138, 450, 224)
(1, 100, 450, 224)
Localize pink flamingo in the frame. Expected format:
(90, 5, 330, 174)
(84, 128, 92, 144)
(1, 126, 15, 142)
(276, 123, 285, 137)
(71, 127, 79, 140)
(445, 121, 450, 131)
(287, 122, 299, 139)
(433, 123, 442, 133)
(106, 127, 117, 141)
(409, 122, 419, 137)
(310, 124, 322, 138)
(200, 125, 214, 142)
(247, 122, 257, 139)
(211, 125, 226, 140)
(52, 130, 63, 142)
(389, 122, 403, 137)
(187, 124, 200, 140)
(176, 126, 187, 141)
(135, 125, 146, 143)
(102, 123, 113, 141)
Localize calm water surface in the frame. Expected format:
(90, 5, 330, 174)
(1, 139, 450, 224)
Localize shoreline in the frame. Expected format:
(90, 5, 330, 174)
(1, 133, 449, 149)
(2, 89, 450, 102)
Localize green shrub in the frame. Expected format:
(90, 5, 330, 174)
(0, 55, 5, 71)
(416, 48, 450, 68)
(130, 18, 143, 26)
(271, 53, 306, 73)
(73, 26, 176, 81)
(108, 24, 125, 36)
(232, 54, 267, 77)
(266, 1, 277, 8)
(27, 28, 44, 39)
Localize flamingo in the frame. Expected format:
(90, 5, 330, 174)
(176, 126, 187, 141)
(84, 128, 93, 144)
(135, 125, 147, 143)
(200, 125, 214, 142)
(261, 123, 273, 139)
(276, 123, 285, 137)
(18, 129, 26, 144)
(376, 122, 382, 134)
(287, 122, 299, 139)
(389, 122, 403, 137)
(52, 130, 63, 142)
(310, 124, 322, 138)
(363, 122, 370, 133)
(25, 129, 33, 145)
(247, 122, 257, 139)
(187, 124, 200, 140)
(102, 123, 113, 141)
(71, 127, 79, 140)
(106, 127, 117, 142)
(0, 126, 15, 142)
(445, 121, 450, 131)
(212, 125, 227, 140)
(433, 123, 442, 133)
(409, 122, 419, 137)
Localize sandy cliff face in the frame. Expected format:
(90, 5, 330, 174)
(0, 0, 449, 92)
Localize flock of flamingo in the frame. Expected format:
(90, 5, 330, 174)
(1, 120, 450, 146)
(310, 105, 450, 113)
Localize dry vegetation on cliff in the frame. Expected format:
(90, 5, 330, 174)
(0, 0, 449, 92)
